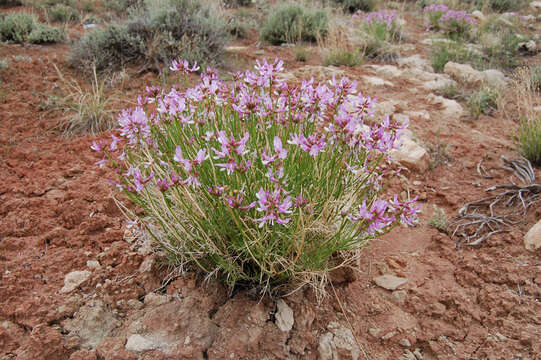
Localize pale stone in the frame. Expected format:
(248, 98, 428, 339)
(531, 1, 541, 11)
(524, 219, 541, 250)
(397, 55, 430, 71)
(399, 338, 412, 347)
(518, 40, 537, 53)
(362, 75, 394, 87)
(318, 332, 335, 360)
(426, 94, 464, 121)
(444, 62, 483, 87)
(481, 69, 506, 89)
(368, 328, 381, 338)
(366, 64, 403, 79)
(144, 293, 170, 307)
(374, 275, 408, 290)
(275, 299, 294, 332)
(223, 46, 250, 54)
(86, 260, 100, 269)
(60, 270, 91, 294)
(471, 10, 484, 21)
(125, 334, 156, 352)
(391, 136, 430, 173)
(289, 65, 345, 81)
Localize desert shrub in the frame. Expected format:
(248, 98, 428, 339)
(104, 0, 142, 14)
(431, 41, 483, 72)
(227, 16, 251, 39)
(429, 205, 448, 232)
(28, 23, 64, 43)
(223, 0, 252, 7)
(47, 4, 79, 22)
(69, 25, 145, 71)
(517, 118, 541, 165)
(0, 12, 36, 43)
(92, 59, 419, 294)
(54, 65, 115, 134)
(260, 3, 328, 45)
(295, 46, 308, 62)
(468, 87, 498, 119)
(465, 0, 525, 12)
(70, 0, 228, 73)
(330, 0, 375, 12)
(0, 0, 22, 7)
(530, 65, 541, 91)
(324, 49, 362, 66)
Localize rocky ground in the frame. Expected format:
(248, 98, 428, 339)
(1, 3, 541, 360)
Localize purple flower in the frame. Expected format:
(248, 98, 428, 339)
(91, 140, 105, 152)
(216, 158, 237, 175)
(170, 59, 200, 74)
(255, 187, 292, 227)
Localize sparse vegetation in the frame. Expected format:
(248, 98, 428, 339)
(517, 118, 541, 165)
(70, 0, 229, 73)
(324, 49, 362, 67)
(468, 87, 498, 119)
(530, 65, 541, 91)
(47, 3, 79, 23)
(431, 41, 483, 72)
(53, 65, 115, 134)
(0, 12, 36, 43)
(429, 205, 449, 233)
(28, 23, 64, 44)
(260, 3, 328, 45)
(295, 46, 308, 62)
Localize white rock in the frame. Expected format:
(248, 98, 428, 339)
(481, 69, 506, 89)
(373, 275, 408, 290)
(367, 64, 403, 79)
(533, 106, 541, 114)
(86, 260, 100, 269)
(444, 62, 483, 87)
(275, 299, 294, 332)
(518, 40, 538, 53)
(60, 270, 91, 294)
(125, 334, 156, 352)
(472, 10, 485, 22)
(399, 338, 412, 347)
(426, 94, 464, 121)
(397, 55, 430, 71)
(391, 133, 430, 173)
(362, 75, 394, 87)
(405, 110, 430, 121)
(144, 293, 170, 307)
(421, 77, 457, 92)
(318, 332, 335, 360)
(531, 1, 541, 11)
(223, 46, 250, 54)
(524, 219, 541, 250)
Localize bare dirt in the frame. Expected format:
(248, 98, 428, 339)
(1, 5, 540, 360)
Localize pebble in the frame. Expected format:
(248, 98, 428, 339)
(373, 275, 408, 290)
(399, 338, 412, 347)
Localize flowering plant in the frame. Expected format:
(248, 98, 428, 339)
(424, 4, 476, 40)
(354, 9, 401, 43)
(93, 59, 418, 294)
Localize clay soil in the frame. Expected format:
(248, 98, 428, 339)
(1, 5, 541, 360)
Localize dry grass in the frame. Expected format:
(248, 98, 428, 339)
(53, 64, 116, 135)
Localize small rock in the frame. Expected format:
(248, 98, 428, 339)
(427, 94, 464, 121)
(125, 334, 155, 352)
(126, 299, 144, 310)
(399, 338, 412, 347)
(144, 293, 169, 307)
(524, 219, 541, 250)
(391, 290, 407, 306)
(381, 331, 397, 340)
(254, 50, 265, 55)
(60, 270, 92, 294)
(391, 131, 430, 173)
(518, 40, 537, 54)
(373, 275, 408, 290)
(318, 332, 335, 360)
(444, 62, 483, 87)
(368, 328, 381, 338)
(481, 69, 506, 89)
(401, 349, 417, 360)
(224, 46, 250, 54)
(471, 10, 485, 21)
(138, 257, 154, 273)
(367, 64, 403, 79)
(86, 260, 101, 269)
(83, 24, 97, 29)
(530, 1, 541, 11)
(413, 348, 423, 359)
(362, 75, 394, 87)
(397, 55, 430, 71)
(275, 299, 294, 332)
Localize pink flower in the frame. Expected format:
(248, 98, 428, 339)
(170, 59, 200, 74)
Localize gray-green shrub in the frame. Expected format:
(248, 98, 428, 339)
(330, 0, 375, 12)
(47, 4, 79, 23)
(517, 117, 541, 165)
(70, 0, 229, 72)
(0, 12, 36, 43)
(260, 3, 328, 45)
(28, 23, 64, 44)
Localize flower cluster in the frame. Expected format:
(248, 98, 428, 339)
(354, 9, 401, 42)
(355, 9, 398, 30)
(92, 58, 418, 291)
(424, 4, 476, 39)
